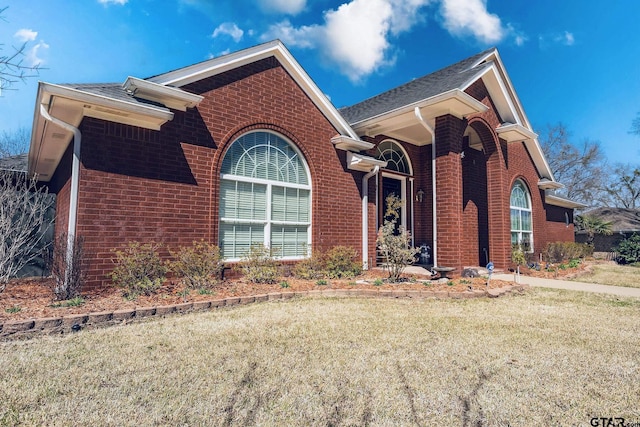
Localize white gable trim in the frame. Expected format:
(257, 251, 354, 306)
(149, 40, 360, 140)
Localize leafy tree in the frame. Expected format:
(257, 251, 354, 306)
(538, 123, 608, 207)
(1, 6, 43, 93)
(616, 234, 640, 265)
(574, 214, 613, 246)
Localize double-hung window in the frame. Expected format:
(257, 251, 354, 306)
(219, 131, 311, 260)
(510, 180, 533, 252)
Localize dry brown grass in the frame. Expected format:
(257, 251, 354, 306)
(573, 262, 640, 288)
(1, 290, 639, 426)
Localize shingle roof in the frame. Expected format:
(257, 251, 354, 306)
(339, 48, 496, 125)
(582, 207, 640, 232)
(0, 153, 28, 173)
(58, 83, 170, 111)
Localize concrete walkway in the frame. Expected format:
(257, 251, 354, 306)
(492, 273, 640, 298)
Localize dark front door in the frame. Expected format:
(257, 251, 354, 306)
(382, 177, 403, 233)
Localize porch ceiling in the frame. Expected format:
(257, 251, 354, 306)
(350, 89, 487, 146)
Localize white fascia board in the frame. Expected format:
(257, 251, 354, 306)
(350, 89, 488, 130)
(545, 194, 588, 209)
(149, 40, 360, 140)
(40, 83, 174, 121)
(347, 152, 387, 172)
(123, 76, 203, 111)
(331, 135, 374, 151)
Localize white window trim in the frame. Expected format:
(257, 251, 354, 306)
(219, 131, 312, 261)
(510, 180, 533, 253)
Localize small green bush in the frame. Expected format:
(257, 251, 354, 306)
(373, 278, 384, 286)
(110, 241, 167, 298)
(325, 245, 362, 279)
(50, 296, 85, 308)
(616, 234, 640, 265)
(315, 279, 328, 286)
(293, 249, 326, 280)
(168, 240, 224, 291)
(279, 280, 290, 288)
(238, 245, 280, 284)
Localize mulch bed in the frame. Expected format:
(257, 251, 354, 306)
(1, 271, 513, 322)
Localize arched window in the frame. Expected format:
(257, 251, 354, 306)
(219, 131, 311, 259)
(510, 180, 533, 252)
(376, 140, 411, 174)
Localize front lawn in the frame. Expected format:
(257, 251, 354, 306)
(1, 290, 639, 425)
(572, 262, 640, 288)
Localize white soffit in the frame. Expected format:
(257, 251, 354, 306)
(347, 152, 387, 172)
(496, 122, 538, 142)
(29, 82, 174, 181)
(538, 178, 564, 190)
(123, 76, 203, 111)
(148, 40, 360, 140)
(331, 135, 374, 151)
(351, 89, 487, 146)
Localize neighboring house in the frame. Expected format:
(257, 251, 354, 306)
(576, 207, 640, 251)
(27, 40, 583, 289)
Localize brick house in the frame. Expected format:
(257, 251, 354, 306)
(28, 40, 582, 289)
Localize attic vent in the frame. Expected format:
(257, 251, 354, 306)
(52, 132, 66, 139)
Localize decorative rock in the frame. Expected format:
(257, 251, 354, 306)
(193, 301, 211, 311)
(62, 314, 88, 327)
(239, 296, 255, 305)
(175, 302, 193, 313)
(210, 299, 225, 308)
(135, 307, 156, 317)
(3, 319, 35, 334)
(88, 311, 113, 323)
(225, 297, 240, 306)
(254, 294, 269, 303)
(155, 305, 176, 316)
(267, 293, 282, 300)
(112, 309, 135, 321)
(461, 268, 480, 278)
(34, 317, 63, 330)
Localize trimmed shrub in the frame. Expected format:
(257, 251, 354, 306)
(616, 234, 640, 265)
(293, 249, 326, 280)
(168, 240, 224, 291)
(325, 245, 362, 279)
(110, 242, 167, 298)
(543, 242, 592, 263)
(238, 244, 280, 284)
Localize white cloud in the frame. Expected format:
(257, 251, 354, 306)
(98, 0, 128, 5)
(558, 31, 575, 46)
(25, 41, 49, 67)
(258, 0, 306, 15)
(262, 0, 431, 82)
(212, 22, 244, 42)
(440, 0, 505, 44)
(14, 29, 38, 42)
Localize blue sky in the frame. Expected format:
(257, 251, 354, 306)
(1, 0, 639, 165)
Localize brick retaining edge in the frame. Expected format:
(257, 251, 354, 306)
(0, 284, 528, 340)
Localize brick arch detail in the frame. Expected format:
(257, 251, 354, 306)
(463, 117, 510, 268)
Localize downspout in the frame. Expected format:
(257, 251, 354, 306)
(39, 104, 81, 283)
(414, 107, 437, 268)
(362, 165, 380, 270)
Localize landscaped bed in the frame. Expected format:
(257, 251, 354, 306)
(1, 271, 512, 323)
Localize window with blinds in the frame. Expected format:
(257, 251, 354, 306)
(219, 131, 311, 259)
(510, 180, 533, 252)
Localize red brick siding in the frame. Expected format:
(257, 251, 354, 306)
(71, 57, 362, 289)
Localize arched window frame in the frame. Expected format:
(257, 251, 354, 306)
(376, 140, 412, 175)
(219, 130, 311, 260)
(510, 179, 533, 253)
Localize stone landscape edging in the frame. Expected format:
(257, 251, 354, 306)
(0, 283, 528, 340)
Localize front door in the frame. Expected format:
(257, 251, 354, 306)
(382, 176, 403, 233)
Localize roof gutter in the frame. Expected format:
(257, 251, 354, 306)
(39, 103, 81, 287)
(414, 106, 438, 268)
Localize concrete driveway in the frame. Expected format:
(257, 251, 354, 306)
(492, 273, 640, 298)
